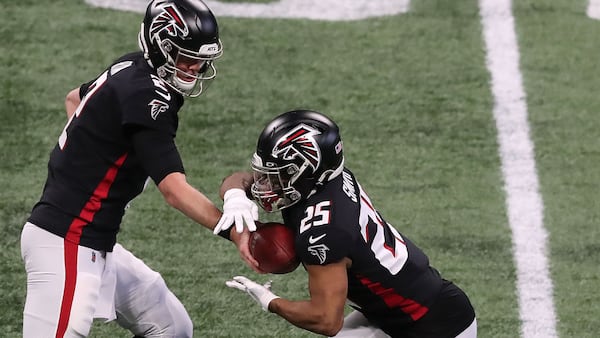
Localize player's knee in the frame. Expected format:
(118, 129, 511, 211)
(147, 276, 193, 338)
(170, 314, 193, 338)
(66, 316, 94, 338)
(164, 291, 193, 337)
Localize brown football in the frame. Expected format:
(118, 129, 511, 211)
(250, 221, 300, 274)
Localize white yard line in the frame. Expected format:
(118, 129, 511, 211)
(588, 0, 600, 19)
(479, 1, 557, 337)
(85, 0, 410, 21)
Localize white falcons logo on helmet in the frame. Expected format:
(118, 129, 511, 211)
(272, 124, 321, 170)
(150, 4, 189, 42)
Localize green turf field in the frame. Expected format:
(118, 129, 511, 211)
(1, 0, 599, 337)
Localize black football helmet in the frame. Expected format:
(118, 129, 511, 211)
(138, 0, 223, 97)
(251, 110, 345, 212)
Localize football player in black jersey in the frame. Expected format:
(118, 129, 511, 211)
(20, 1, 258, 337)
(224, 110, 477, 337)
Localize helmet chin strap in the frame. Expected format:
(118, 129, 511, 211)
(154, 65, 202, 97)
(173, 75, 197, 92)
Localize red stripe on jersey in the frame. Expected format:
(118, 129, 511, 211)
(358, 275, 429, 321)
(65, 153, 128, 244)
(55, 241, 78, 337)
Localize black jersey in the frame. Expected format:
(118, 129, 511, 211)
(28, 52, 185, 252)
(282, 168, 445, 332)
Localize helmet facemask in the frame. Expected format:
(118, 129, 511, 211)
(250, 154, 306, 212)
(155, 39, 222, 97)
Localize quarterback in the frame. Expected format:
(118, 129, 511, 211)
(225, 110, 477, 337)
(20, 0, 257, 337)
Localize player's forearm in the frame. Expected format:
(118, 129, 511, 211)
(268, 298, 343, 336)
(174, 187, 222, 230)
(159, 173, 222, 230)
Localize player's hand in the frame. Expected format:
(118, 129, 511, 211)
(230, 229, 262, 273)
(214, 189, 258, 234)
(225, 276, 280, 311)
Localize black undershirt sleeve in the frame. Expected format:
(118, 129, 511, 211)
(128, 126, 185, 185)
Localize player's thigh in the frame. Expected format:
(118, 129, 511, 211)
(113, 244, 192, 338)
(21, 223, 104, 338)
(331, 310, 390, 338)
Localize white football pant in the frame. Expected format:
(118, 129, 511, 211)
(330, 310, 477, 338)
(21, 222, 192, 338)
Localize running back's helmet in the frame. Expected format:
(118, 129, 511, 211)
(139, 0, 223, 97)
(251, 110, 345, 212)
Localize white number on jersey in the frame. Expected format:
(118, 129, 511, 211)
(358, 187, 408, 275)
(58, 71, 108, 150)
(58, 61, 134, 149)
(299, 201, 331, 234)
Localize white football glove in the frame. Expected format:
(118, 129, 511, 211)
(213, 189, 258, 234)
(225, 276, 280, 311)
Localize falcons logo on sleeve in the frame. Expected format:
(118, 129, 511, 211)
(272, 124, 321, 170)
(148, 99, 169, 120)
(308, 243, 330, 264)
(149, 4, 188, 42)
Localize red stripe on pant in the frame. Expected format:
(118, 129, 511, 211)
(55, 241, 78, 338)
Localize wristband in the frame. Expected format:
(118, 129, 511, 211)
(217, 227, 232, 241)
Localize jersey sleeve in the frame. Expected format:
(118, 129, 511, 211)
(129, 127, 185, 185)
(107, 60, 183, 136)
(111, 62, 185, 184)
(120, 86, 181, 136)
(297, 224, 354, 266)
(294, 177, 360, 266)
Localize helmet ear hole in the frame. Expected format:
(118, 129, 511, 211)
(162, 41, 172, 52)
(289, 191, 301, 201)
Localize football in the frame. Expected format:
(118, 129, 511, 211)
(250, 221, 300, 274)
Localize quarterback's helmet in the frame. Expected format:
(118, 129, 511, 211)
(251, 110, 345, 212)
(138, 0, 223, 97)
